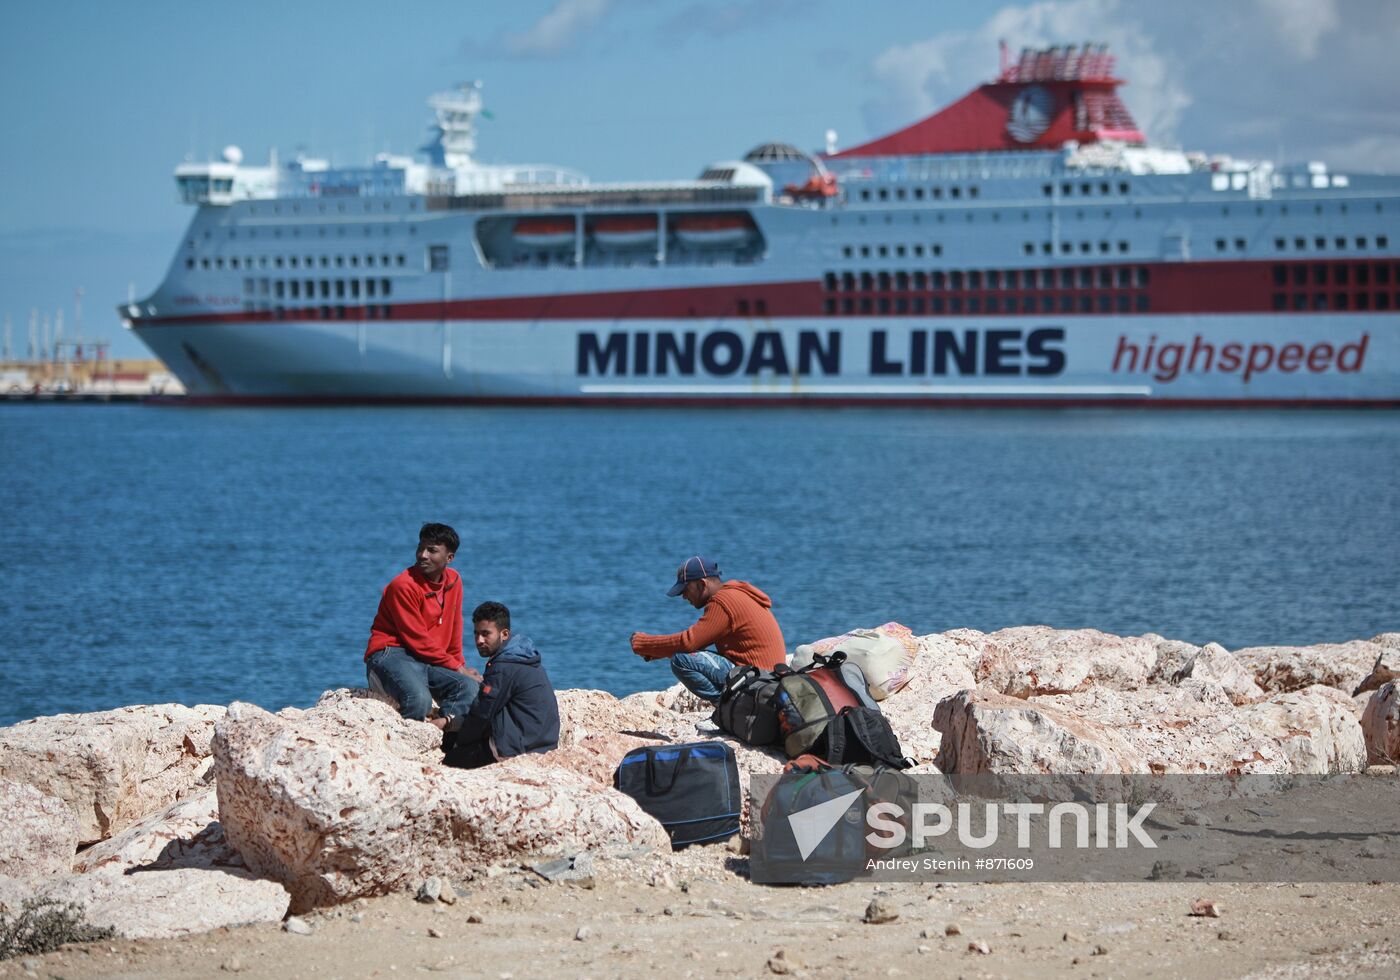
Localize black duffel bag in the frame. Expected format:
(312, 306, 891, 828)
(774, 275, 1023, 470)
(613, 741, 741, 849)
(712, 664, 781, 745)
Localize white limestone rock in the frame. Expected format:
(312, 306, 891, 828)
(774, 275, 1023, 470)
(0, 868, 287, 939)
(0, 703, 224, 844)
(1360, 681, 1400, 765)
(71, 789, 237, 875)
(1232, 639, 1395, 698)
(212, 697, 668, 912)
(0, 779, 79, 878)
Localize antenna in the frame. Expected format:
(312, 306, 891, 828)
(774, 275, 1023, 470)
(3, 313, 11, 361)
(54, 309, 64, 362)
(42, 314, 51, 362)
(28, 309, 37, 361)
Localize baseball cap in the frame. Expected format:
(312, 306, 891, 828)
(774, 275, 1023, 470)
(667, 555, 720, 596)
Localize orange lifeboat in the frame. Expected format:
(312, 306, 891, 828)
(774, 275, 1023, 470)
(784, 172, 840, 199)
(671, 212, 755, 247)
(591, 215, 658, 248)
(512, 216, 575, 247)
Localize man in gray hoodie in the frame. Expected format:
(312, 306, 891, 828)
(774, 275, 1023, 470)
(443, 601, 560, 769)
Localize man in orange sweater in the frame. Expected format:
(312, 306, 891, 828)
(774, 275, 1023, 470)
(630, 556, 786, 703)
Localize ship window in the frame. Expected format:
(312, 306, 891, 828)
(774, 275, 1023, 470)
(878, 189, 889, 201)
(274, 281, 285, 299)
(185, 258, 194, 269)
(1079, 295, 1092, 312)
(1117, 268, 1132, 287)
(860, 246, 871, 258)
(737, 299, 749, 315)
(913, 188, 924, 200)
(895, 189, 906, 201)
(1096, 269, 1111, 288)
(1060, 269, 1074, 289)
(1335, 266, 1349, 285)
(397, 255, 406, 266)
(877, 272, 891, 291)
(1275, 237, 1286, 250)
(290, 281, 300, 299)
(1061, 183, 1072, 196)
(1099, 241, 1110, 254)
(366, 255, 376, 267)
(895, 297, 908, 313)
(1024, 243, 1035, 255)
(1378, 235, 1389, 248)
(878, 246, 888, 258)
(1079, 242, 1091, 254)
(1313, 293, 1328, 310)
(968, 271, 982, 289)
(1215, 239, 1226, 252)
(366, 278, 377, 297)
(968, 297, 980, 312)
(242, 278, 253, 295)
(1097, 295, 1111, 313)
(1234, 238, 1246, 251)
(913, 271, 927, 289)
(1081, 183, 1092, 196)
(1272, 264, 1287, 285)
(914, 245, 924, 257)
(1060, 242, 1072, 254)
(1005, 270, 1019, 289)
(859, 297, 872, 313)
(1043, 184, 1053, 197)
(1314, 265, 1329, 285)
(932, 188, 943, 199)
(1272, 293, 1287, 310)
(930, 271, 945, 290)
(913, 297, 925, 313)
(860, 189, 870, 202)
(1293, 237, 1306, 250)
(895, 245, 906, 258)
(1119, 182, 1130, 194)
(428, 245, 450, 271)
(932, 244, 942, 256)
(1099, 182, 1110, 195)
(381, 278, 392, 296)
(215, 258, 224, 270)
(841, 272, 855, 291)
(1135, 295, 1149, 312)
(316, 256, 327, 268)
(1358, 264, 1371, 286)
(1116, 295, 1130, 312)
(1357, 236, 1369, 248)
(350, 255, 360, 268)
(336, 305, 347, 319)
(1378, 264, 1391, 285)
(335, 280, 346, 299)
(1334, 293, 1348, 309)
(987, 270, 1000, 289)
(895, 271, 909, 290)
(824, 272, 837, 291)
(842, 246, 852, 258)
(823, 298, 836, 315)
(334, 255, 343, 267)
(860, 272, 874, 290)
(317, 280, 327, 298)
(950, 271, 964, 289)
(1293, 294, 1309, 311)
(1378, 292, 1392, 309)
(970, 186, 980, 199)
(230, 258, 240, 269)
(985, 296, 998, 312)
(1078, 268, 1092, 288)
(949, 297, 962, 313)
(350, 280, 360, 299)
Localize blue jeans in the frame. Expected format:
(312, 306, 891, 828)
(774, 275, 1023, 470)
(366, 646, 479, 722)
(670, 651, 733, 704)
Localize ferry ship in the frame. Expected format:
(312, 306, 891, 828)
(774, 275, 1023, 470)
(122, 44, 1399, 405)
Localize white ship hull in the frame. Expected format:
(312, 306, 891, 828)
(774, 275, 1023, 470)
(133, 314, 1397, 404)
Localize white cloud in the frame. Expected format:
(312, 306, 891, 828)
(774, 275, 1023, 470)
(504, 0, 613, 58)
(863, 0, 1191, 146)
(1259, 0, 1339, 60)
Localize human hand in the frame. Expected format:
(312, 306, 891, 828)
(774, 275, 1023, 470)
(428, 716, 448, 731)
(458, 665, 483, 682)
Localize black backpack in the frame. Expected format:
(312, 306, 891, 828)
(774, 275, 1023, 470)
(613, 741, 741, 849)
(711, 665, 781, 745)
(821, 706, 914, 770)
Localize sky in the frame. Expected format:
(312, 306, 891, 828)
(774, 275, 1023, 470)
(2, 0, 1398, 360)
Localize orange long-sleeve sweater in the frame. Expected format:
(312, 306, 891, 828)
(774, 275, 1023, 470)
(364, 566, 463, 669)
(631, 580, 786, 670)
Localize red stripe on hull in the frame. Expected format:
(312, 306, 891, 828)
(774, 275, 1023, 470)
(139, 258, 1400, 327)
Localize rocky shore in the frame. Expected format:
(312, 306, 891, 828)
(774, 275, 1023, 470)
(1, 625, 1397, 977)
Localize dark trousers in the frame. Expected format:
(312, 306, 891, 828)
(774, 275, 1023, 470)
(444, 737, 496, 770)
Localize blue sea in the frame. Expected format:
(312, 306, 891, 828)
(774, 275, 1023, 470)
(2, 405, 1398, 726)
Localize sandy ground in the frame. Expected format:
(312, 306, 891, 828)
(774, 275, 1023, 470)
(4, 842, 1398, 980)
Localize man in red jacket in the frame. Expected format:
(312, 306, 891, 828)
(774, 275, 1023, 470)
(365, 523, 479, 729)
(631, 556, 787, 703)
